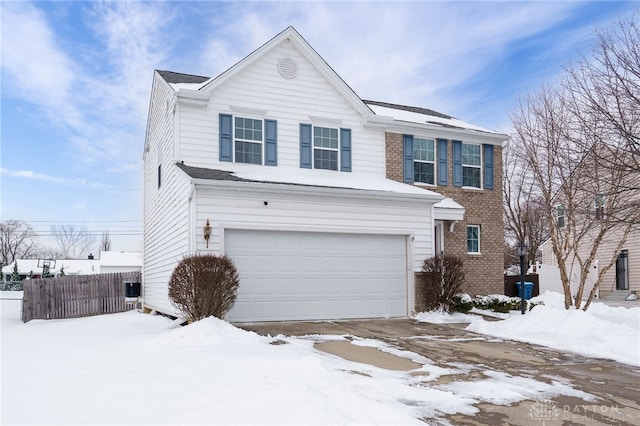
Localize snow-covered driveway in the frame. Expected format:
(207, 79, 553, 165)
(2, 292, 639, 425)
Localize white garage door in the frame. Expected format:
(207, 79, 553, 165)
(224, 229, 408, 322)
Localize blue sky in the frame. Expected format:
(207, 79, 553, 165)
(1, 1, 637, 254)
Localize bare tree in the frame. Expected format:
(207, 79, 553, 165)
(511, 82, 638, 310)
(100, 229, 112, 252)
(502, 140, 549, 266)
(0, 220, 38, 265)
(50, 225, 96, 259)
(566, 13, 639, 173)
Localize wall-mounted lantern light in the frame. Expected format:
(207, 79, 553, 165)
(203, 219, 212, 248)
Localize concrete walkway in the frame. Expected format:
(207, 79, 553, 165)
(241, 318, 640, 425)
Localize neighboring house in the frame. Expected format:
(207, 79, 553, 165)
(142, 26, 507, 322)
(1, 252, 142, 281)
(99, 251, 143, 274)
(541, 227, 639, 298)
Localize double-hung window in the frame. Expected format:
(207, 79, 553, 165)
(462, 143, 481, 188)
(557, 204, 565, 228)
(313, 126, 339, 170)
(234, 117, 263, 165)
(300, 124, 351, 172)
(595, 194, 605, 220)
(467, 225, 480, 254)
(413, 138, 435, 184)
(219, 113, 277, 165)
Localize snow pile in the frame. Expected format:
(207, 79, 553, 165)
(1, 293, 602, 425)
(466, 292, 640, 366)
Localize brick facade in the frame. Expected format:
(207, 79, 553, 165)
(385, 132, 504, 303)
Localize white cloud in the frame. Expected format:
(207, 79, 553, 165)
(0, 2, 83, 130)
(1, 168, 111, 190)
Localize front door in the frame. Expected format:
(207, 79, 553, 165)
(616, 250, 629, 290)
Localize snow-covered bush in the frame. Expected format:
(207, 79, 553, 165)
(168, 254, 240, 322)
(417, 254, 465, 312)
(451, 293, 473, 313)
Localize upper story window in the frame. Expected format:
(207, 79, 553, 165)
(595, 194, 605, 220)
(557, 204, 565, 228)
(219, 114, 277, 166)
(413, 138, 435, 184)
(462, 143, 481, 188)
(300, 124, 351, 172)
(313, 126, 339, 170)
(234, 117, 263, 164)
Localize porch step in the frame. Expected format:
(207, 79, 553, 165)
(602, 290, 634, 301)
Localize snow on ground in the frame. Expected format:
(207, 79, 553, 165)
(0, 291, 612, 425)
(415, 291, 640, 367)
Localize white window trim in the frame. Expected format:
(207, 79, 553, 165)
(234, 116, 264, 165)
(413, 137, 436, 186)
(312, 125, 340, 171)
(462, 142, 482, 189)
(467, 224, 481, 254)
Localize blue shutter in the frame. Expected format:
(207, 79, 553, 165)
(437, 138, 448, 185)
(403, 135, 414, 183)
(452, 140, 462, 187)
(265, 119, 277, 166)
(340, 128, 352, 172)
(300, 123, 312, 168)
(219, 114, 233, 162)
(483, 144, 494, 189)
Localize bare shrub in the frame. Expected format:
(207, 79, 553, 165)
(418, 254, 465, 312)
(168, 254, 239, 322)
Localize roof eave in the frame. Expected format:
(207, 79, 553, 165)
(365, 115, 508, 145)
(190, 177, 443, 203)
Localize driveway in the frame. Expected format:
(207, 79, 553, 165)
(240, 318, 640, 425)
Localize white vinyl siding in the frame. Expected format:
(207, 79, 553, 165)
(175, 39, 386, 178)
(143, 74, 191, 314)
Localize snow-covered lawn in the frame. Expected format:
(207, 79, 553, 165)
(2, 291, 634, 425)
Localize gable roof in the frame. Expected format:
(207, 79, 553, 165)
(156, 70, 209, 84)
(364, 100, 452, 120)
(195, 26, 373, 117)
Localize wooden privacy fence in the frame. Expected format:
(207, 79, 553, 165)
(22, 271, 141, 323)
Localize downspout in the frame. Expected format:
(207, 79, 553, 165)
(187, 182, 195, 255)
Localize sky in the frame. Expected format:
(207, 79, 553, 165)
(1, 0, 638, 254)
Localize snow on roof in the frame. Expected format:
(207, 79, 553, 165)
(99, 251, 142, 267)
(177, 163, 443, 200)
(366, 102, 500, 135)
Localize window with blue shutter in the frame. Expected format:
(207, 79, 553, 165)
(437, 138, 448, 185)
(452, 140, 462, 187)
(340, 128, 351, 172)
(483, 144, 494, 189)
(403, 135, 414, 183)
(265, 120, 277, 166)
(219, 114, 233, 162)
(300, 123, 312, 168)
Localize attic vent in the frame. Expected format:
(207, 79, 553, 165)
(278, 57, 298, 79)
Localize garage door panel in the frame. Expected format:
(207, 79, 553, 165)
(225, 230, 407, 322)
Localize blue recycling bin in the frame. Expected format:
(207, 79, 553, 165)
(516, 282, 534, 300)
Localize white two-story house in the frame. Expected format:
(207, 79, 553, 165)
(142, 27, 506, 322)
